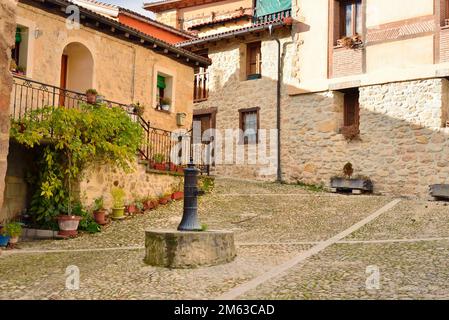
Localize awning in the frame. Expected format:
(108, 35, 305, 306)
(255, 0, 291, 17)
(15, 28, 22, 43)
(157, 75, 166, 89)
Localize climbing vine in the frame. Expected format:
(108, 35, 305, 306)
(10, 104, 143, 228)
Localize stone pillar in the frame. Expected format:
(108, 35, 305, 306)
(0, 0, 17, 221)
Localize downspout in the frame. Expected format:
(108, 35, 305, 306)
(269, 24, 294, 183)
(269, 25, 282, 183)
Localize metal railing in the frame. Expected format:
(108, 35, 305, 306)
(252, 8, 291, 24)
(193, 71, 209, 103)
(10, 75, 211, 175)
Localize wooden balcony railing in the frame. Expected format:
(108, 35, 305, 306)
(194, 71, 209, 103)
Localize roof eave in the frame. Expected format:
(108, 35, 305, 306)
(177, 20, 288, 48)
(23, 0, 210, 67)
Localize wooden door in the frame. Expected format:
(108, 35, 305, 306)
(193, 113, 212, 142)
(59, 54, 68, 107)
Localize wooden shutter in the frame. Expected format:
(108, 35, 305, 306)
(247, 42, 261, 76)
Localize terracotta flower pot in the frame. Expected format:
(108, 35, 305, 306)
(168, 163, 177, 172)
(57, 215, 82, 237)
(283, 16, 293, 25)
(171, 191, 184, 201)
(177, 166, 184, 174)
(127, 204, 137, 215)
(93, 210, 107, 225)
(159, 196, 171, 205)
(154, 163, 166, 171)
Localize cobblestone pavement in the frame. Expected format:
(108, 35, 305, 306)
(1, 178, 448, 299)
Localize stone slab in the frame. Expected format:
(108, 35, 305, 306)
(144, 229, 236, 268)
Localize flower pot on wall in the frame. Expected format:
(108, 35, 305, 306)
(161, 105, 170, 111)
(171, 191, 184, 201)
(57, 215, 82, 237)
(154, 163, 166, 171)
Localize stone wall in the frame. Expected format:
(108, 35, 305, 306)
(282, 78, 449, 197)
(0, 0, 16, 221)
(79, 160, 183, 209)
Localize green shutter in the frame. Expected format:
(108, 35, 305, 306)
(157, 75, 166, 89)
(255, 0, 291, 17)
(15, 27, 22, 43)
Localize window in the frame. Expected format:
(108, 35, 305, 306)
(239, 107, 260, 144)
(343, 91, 359, 127)
(156, 73, 173, 112)
(443, 0, 449, 26)
(246, 42, 262, 80)
(339, 0, 362, 38)
(10, 25, 29, 76)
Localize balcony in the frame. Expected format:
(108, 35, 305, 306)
(252, 8, 291, 24)
(193, 71, 209, 103)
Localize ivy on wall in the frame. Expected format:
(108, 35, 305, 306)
(10, 104, 143, 228)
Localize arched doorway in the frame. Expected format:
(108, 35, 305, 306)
(60, 42, 94, 106)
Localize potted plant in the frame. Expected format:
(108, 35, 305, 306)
(126, 201, 138, 215)
(111, 187, 126, 220)
(330, 162, 373, 194)
(0, 225, 10, 247)
(85, 88, 98, 105)
(158, 193, 172, 205)
(177, 166, 184, 174)
(135, 200, 144, 214)
(9, 60, 17, 73)
(92, 197, 107, 225)
(160, 97, 171, 111)
(16, 66, 26, 76)
(153, 153, 166, 171)
(171, 180, 184, 201)
(337, 35, 363, 49)
(132, 102, 145, 117)
(4, 222, 23, 246)
(168, 162, 177, 172)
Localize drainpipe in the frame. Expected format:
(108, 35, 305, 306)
(269, 25, 282, 183)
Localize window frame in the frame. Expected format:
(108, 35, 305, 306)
(238, 107, 260, 144)
(246, 41, 262, 80)
(338, 0, 362, 39)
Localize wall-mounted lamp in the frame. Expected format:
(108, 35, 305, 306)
(176, 113, 186, 127)
(34, 28, 43, 39)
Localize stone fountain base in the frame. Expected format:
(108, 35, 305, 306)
(144, 229, 236, 268)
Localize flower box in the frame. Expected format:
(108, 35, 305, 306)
(429, 184, 449, 200)
(330, 177, 373, 194)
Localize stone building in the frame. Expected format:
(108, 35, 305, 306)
(0, 0, 210, 221)
(147, 0, 449, 197)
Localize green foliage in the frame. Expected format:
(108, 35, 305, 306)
(10, 104, 142, 226)
(198, 176, 215, 194)
(153, 153, 165, 164)
(111, 187, 126, 208)
(296, 181, 325, 193)
(72, 202, 101, 234)
(93, 197, 104, 212)
(135, 200, 144, 211)
(4, 222, 23, 237)
(85, 88, 98, 95)
(201, 223, 208, 232)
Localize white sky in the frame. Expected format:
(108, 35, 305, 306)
(101, 0, 155, 18)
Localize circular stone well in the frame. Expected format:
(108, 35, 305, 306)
(144, 229, 236, 268)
